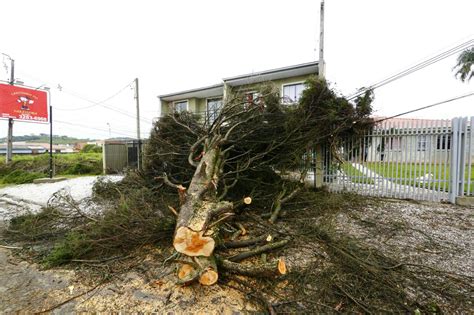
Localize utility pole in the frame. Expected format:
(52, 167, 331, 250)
(44, 87, 53, 179)
(314, 0, 325, 188)
(5, 55, 15, 163)
(134, 78, 141, 170)
(318, 0, 325, 78)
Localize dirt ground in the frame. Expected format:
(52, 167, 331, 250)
(0, 197, 472, 313)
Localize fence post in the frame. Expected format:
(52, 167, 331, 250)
(449, 118, 460, 203)
(458, 118, 467, 197)
(314, 145, 324, 188)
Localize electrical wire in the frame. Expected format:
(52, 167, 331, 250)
(374, 92, 474, 123)
(13, 71, 155, 125)
(54, 81, 134, 111)
(346, 39, 474, 101)
(57, 84, 155, 124)
(55, 120, 137, 138)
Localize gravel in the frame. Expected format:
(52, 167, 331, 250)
(0, 175, 122, 220)
(336, 198, 474, 277)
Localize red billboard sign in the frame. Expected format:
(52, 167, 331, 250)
(0, 83, 49, 123)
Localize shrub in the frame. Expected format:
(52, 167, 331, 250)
(44, 232, 92, 266)
(81, 144, 102, 153)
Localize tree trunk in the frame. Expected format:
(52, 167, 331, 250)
(172, 144, 232, 284)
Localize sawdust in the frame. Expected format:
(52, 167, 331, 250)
(0, 246, 256, 314)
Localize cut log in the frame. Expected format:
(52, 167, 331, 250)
(172, 145, 233, 285)
(199, 269, 219, 286)
(217, 257, 287, 277)
(220, 234, 272, 249)
(195, 256, 219, 286)
(236, 223, 247, 235)
(178, 264, 194, 279)
(173, 226, 215, 257)
(177, 263, 199, 285)
(243, 197, 252, 205)
(228, 239, 289, 262)
(278, 258, 287, 275)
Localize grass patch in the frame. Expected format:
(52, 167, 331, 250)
(341, 163, 375, 184)
(0, 169, 45, 184)
(364, 162, 474, 193)
(0, 153, 102, 185)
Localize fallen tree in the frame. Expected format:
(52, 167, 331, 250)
(144, 77, 374, 285)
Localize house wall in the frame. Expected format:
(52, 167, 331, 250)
(161, 100, 171, 115)
(226, 74, 314, 97)
(159, 73, 315, 119)
(161, 96, 222, 117)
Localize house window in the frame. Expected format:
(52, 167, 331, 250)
(436, 135, 451, 150)
(174, 100, 188, 113)
(417, 135, 429, 151)
(282, 83, 305, 104)
(207, 98, 223, 124)
(389, 137, 401, 150)
(244, 91, 262, 108)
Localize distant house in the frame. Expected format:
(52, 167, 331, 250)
(87, 140, 105, 147)
(363, 117, 473, 163)
(0, 142, 74, 155)
(158, 61, 319, 125)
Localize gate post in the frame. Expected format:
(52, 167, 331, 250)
(449, 118, 459, 204)
(458, 118, 467, 198)
(450, 117, 468, 204)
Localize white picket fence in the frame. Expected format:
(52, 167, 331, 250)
(319, 117, 473, 203)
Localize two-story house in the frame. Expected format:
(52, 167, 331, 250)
(158, 61, 319, 124)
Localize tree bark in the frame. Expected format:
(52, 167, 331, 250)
(217, 257, 287, 277)
(171, 141, 234, 285)
(173, 146, 233, 257)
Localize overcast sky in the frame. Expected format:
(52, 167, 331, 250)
(1, 0, 473, 140)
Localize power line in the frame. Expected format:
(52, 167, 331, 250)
(54, 80, 134, 111)
(61, 89, 154, 124)
(374, 92, 474, 123)
(57, 83, 154, 122)
(55, 120, 137, 138)
(347, 39, 474, 101)
(14, 71, 155, 125)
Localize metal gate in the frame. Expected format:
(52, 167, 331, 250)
(320, 117, 473, 203)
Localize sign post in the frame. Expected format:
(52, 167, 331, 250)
(6, 56, 14, 163)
